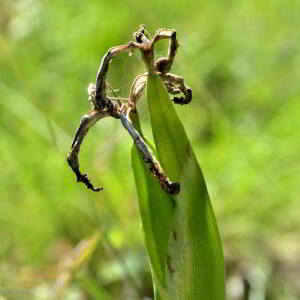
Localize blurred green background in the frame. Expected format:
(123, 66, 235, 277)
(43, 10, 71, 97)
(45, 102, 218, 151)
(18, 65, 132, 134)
(0, 0, 299, 299)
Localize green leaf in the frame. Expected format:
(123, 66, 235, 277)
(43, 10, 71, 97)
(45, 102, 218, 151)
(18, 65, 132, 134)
(146, 74, 225, 300)
(131, 112, 174, 295)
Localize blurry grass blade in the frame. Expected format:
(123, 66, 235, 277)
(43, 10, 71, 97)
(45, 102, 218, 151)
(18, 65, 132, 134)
(62, 230, 101, 271)
(55, 231, 101, 296)
(147, 74, 225, 299)
(0, 82, 71, 152)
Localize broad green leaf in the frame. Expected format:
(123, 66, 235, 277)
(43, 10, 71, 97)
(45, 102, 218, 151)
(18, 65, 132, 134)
(146, 74, 225, 300)
(130, 112, 174, 296)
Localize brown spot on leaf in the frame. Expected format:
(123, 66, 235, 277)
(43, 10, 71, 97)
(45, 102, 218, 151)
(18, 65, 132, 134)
(167, 255, 175, 274)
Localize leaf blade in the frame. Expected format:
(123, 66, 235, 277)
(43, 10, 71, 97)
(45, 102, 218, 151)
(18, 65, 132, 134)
(147, 74, 225, 300)
(130, 113, 174, 294)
